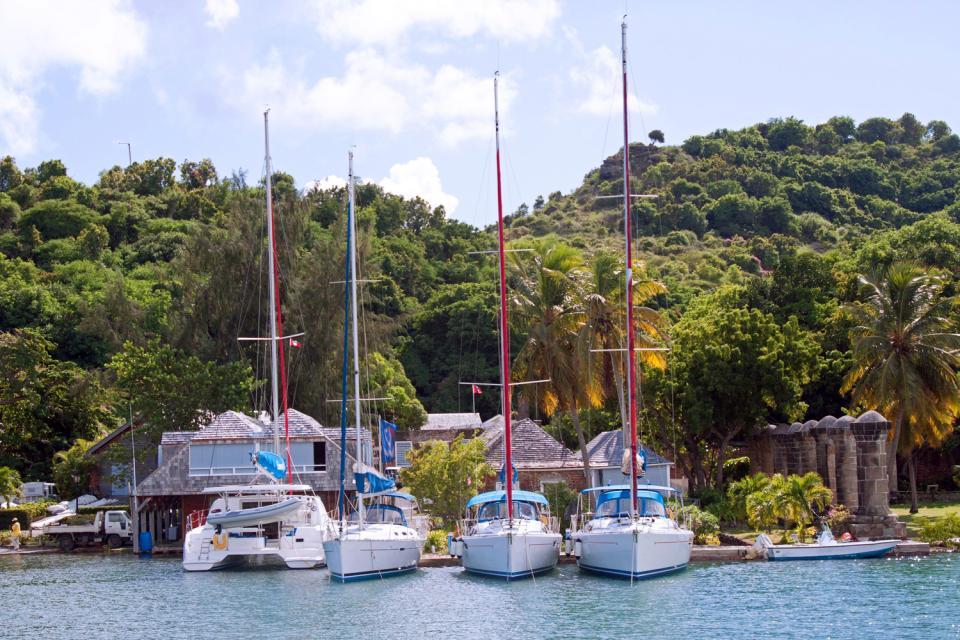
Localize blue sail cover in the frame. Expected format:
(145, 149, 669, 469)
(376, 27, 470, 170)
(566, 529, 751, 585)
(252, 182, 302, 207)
(498, 463, 518, 485)
(251, 451, 286, 481)
(354, 464, 396, 495)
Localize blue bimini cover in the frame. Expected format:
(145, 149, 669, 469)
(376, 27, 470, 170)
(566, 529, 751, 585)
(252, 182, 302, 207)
(466, 489, 549, 509)
(251, 451, 287, 481)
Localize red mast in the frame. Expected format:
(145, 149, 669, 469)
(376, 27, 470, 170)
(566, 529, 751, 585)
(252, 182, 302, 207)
(493, 72, 513, 520)
(621, 18, 640, 516)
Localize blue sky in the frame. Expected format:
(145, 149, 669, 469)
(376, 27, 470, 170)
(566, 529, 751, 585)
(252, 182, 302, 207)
(2, 0, 958, 228)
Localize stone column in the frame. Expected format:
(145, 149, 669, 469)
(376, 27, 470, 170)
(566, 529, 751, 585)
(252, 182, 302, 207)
(838, 429, 859, 513)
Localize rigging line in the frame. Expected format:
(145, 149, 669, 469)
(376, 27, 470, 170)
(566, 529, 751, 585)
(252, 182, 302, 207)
(629, 63, 649, 143)
(471, 132, 494, 225)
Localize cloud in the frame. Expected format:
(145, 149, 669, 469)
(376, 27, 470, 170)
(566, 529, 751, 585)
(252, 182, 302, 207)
(569, 45, 657, 118)
(205, 0, 239, 30)
(380, 157, 458, 213)
(310, 0, 560, 47)
(303, 175, 347, 192)
(228, 50, 510, 147)
(0, 0, 147, 154)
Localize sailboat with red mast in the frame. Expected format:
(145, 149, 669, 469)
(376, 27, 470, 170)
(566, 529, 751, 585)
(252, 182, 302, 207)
(568, 18, 693, 581)
(452, 72, 562, 580)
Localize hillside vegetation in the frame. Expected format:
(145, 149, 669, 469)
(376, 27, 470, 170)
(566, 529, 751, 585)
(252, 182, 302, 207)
(2, 112, 960, 494)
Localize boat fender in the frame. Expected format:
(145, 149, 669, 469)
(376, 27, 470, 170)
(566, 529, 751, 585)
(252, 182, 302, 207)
(573, 540, 582, 558)
(211, 532, 228, 550)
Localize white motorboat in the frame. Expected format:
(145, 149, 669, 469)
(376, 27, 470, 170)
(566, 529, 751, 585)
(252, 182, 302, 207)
(570, 485, 692, 580)
(323, 152, 422, 583)
(756, 527, 899, 561)
(453, 490, 561, 580)
(183, 484, 332, 571)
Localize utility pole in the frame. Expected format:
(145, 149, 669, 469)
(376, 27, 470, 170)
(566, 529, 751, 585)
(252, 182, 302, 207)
(118, 141, 132, 167)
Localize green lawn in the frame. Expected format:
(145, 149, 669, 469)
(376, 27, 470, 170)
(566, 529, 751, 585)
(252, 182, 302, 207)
(890, 501, 960, 538)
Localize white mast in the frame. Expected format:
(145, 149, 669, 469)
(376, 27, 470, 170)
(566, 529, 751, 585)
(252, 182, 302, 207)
(348, 151, 366, 528)
(263, 109, 281, 455)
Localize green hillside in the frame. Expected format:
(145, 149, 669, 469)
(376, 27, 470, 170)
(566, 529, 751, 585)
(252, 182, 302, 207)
(2, 112, 960, 494)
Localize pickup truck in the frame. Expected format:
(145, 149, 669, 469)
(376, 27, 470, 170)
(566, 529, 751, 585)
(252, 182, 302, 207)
(41, 510, 133, 551)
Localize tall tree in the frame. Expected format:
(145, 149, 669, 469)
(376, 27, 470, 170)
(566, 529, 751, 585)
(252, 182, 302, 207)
(842, 262, 960, 512)
(512, 240, 599, 484)
(0, 467, 22, 506)
(400, 435, 493, 526)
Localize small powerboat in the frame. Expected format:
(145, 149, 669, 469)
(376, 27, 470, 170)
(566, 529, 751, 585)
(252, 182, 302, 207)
(756, 527, 899, 561)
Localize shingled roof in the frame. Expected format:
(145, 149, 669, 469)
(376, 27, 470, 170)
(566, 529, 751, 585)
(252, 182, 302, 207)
(422, 413, 483, 430)
(577, 430, 672, 467)
(480, 417, 579, 469)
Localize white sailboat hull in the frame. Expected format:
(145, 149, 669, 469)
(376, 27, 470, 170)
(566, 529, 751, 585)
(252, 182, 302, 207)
(183, 523, 329, 571)
(323, 523, 422, 582)
(575, 519, 693, 580)
(461, 520, 561, 580)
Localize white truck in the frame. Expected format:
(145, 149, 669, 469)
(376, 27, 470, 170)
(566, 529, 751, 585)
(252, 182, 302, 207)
(41, 510, 133, 551)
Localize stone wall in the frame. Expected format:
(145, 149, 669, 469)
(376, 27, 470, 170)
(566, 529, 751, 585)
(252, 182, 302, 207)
(750, 411, 906, 539)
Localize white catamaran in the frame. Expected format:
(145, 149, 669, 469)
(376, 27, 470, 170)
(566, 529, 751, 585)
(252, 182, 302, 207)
(182, 110, 332, 572)
(322, 152, 423, 582)
(453, 73, 562, 580)
(568, 19, 693, 581)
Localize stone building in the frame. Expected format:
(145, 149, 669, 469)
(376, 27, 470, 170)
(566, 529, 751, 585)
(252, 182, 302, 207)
(748, 410, 906, 539)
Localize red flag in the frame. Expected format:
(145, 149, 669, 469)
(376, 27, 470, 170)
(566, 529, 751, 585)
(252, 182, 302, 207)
(472, 384, 483, 395)
(289, 338, 302, 348)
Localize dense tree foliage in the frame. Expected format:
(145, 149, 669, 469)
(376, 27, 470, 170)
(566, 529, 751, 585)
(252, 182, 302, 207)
(3, 109, 960, 495)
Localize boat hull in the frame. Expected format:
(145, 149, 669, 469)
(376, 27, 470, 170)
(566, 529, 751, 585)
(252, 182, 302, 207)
(323, 524, 421, 582)
(461, 529, 561, 580)
(765, 540, 898, 561)
(182, 524, 328, 571)
(575, 522, 693, 580)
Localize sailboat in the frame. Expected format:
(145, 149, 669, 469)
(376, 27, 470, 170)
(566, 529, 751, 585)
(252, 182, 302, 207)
(454, 72, 562, 580)
(182, 110, 332, 571)
(568, 18, 693, 580)
(322, 151, 423, 582)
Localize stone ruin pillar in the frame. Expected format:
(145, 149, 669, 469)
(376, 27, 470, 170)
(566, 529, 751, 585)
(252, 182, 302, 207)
(848, 411, 906, 539)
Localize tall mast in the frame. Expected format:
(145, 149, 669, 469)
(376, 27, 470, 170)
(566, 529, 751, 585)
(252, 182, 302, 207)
(263, 109, 293, 482)
(337, 155, 353, 529)
(493, 72, 513, 521)
(348, 151, 366, 528)
(621, 18, 640, 517)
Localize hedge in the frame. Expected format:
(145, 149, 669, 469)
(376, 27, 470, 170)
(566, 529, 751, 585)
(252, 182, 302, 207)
(0, 509, 32, 531)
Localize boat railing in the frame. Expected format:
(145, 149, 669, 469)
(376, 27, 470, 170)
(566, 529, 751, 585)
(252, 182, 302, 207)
(186, 509, 208, 530)
(457, 515, 559, 535)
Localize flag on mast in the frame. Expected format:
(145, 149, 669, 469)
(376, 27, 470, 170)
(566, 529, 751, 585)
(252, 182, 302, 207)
(379, 417, 398, 466)
(472, 384, 483, 395)
(289, 338, 302, 348)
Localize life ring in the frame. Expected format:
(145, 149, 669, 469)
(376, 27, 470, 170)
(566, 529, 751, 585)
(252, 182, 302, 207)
(211, 533, 228, 550)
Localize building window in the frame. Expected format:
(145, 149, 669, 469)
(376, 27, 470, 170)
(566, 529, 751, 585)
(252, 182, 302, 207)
(396, 441, 413, 468)
(313, 442, 326, 469)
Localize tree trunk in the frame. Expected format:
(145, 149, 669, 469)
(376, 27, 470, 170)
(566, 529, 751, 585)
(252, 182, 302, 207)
(907, 450, 919, 514)
(714, 431, 735, 488)
(570, 403, 593, 488)
(887, 405, 903, 495)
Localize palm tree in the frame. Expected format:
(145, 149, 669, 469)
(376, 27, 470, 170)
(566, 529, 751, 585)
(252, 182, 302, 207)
(773, 472, 833, 541)
(52, 439, 96, 500)
(511, 240, 600, 484)
(745, 475, 781, 533)
(0, 467, 22, 507)
(728, 472, 771, 524)
(579, 251, 668, 432)
(841, 262, 960, 513)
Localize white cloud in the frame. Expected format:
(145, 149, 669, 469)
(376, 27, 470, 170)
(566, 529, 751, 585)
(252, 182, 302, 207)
(310, 0, 560, 47)
(228, 50, 510, 147)
(0, 0, 147, 154)
(205, 0, 239, 30)
(569, 45, 657, 118)
(303, 175, 347, 192)
(380, 157, 458, 213)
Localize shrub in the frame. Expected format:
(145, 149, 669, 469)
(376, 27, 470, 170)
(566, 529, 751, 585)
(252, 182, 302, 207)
(0, 501, 53, 529)
(825, 504, 851, 535)
(727, 473, 771, 523)
(915, 513, 960, 546)
(705, 498, 737, 525)
(680, 505, 720, 545)
(423, 529, 449, 554)
(723, 456, 752, 483)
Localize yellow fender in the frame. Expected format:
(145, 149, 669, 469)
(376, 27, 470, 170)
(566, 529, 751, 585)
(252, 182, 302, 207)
(211, 533, 228, 550)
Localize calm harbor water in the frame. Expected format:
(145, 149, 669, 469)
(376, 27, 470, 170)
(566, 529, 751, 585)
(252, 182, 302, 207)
(1, 553, 957, 639)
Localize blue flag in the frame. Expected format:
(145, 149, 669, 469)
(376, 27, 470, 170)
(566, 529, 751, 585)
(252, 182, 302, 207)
(380, 417, 397, 466)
